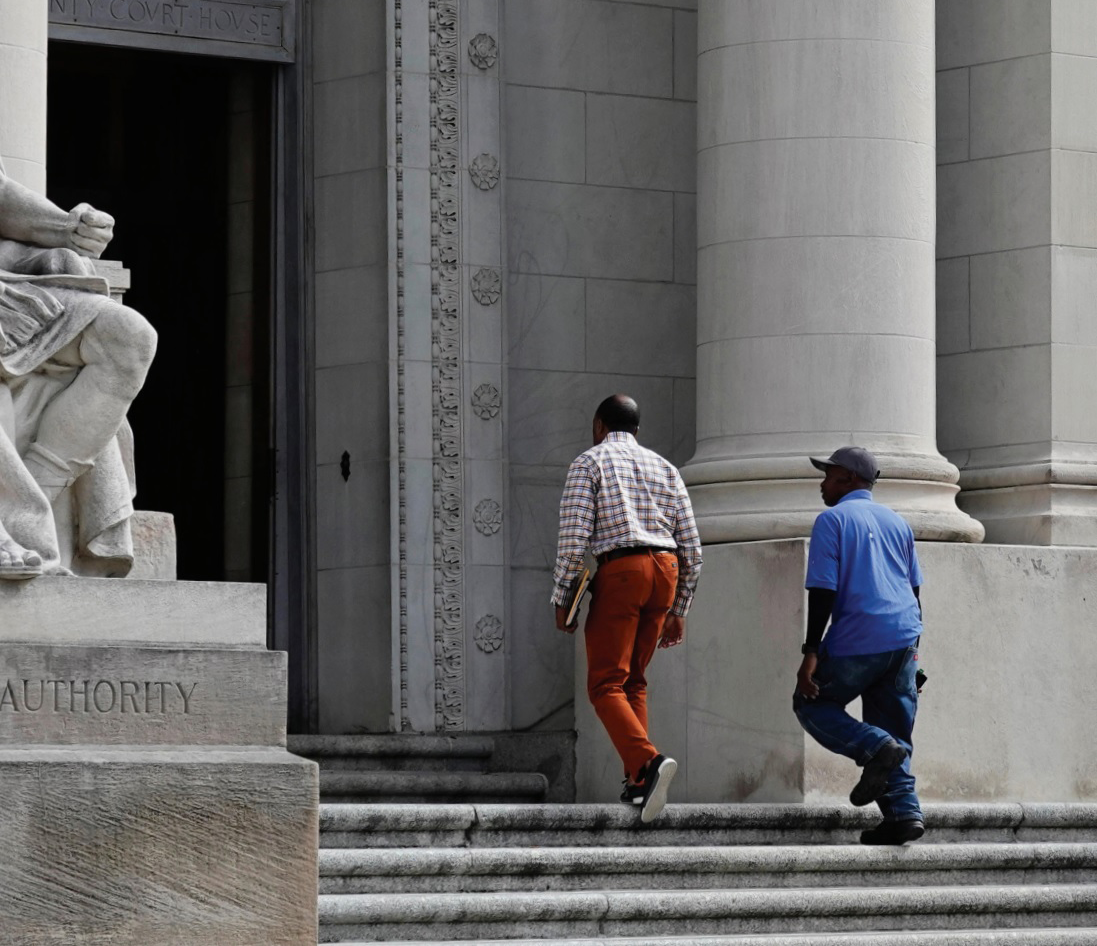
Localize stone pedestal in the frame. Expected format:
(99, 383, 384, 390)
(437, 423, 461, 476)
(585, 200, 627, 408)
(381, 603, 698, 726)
(128, 509, 178, 579)
(0, 578, 318, 945)
(576, 540, 1097, 804)
(686, 0, 982, 543)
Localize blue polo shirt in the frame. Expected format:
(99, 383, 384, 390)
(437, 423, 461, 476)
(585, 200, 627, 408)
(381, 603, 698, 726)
(805, 490, 923, 657)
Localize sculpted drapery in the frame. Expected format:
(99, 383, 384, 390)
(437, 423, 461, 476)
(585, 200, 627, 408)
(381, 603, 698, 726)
(0, 158, 156, 578)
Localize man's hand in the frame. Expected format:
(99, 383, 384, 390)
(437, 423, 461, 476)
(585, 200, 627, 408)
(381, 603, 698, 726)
(66, 203, 114, 258)
(658, 614, 685, 648)
(555, 606, 576, 634)
(796, 653, 820, 699)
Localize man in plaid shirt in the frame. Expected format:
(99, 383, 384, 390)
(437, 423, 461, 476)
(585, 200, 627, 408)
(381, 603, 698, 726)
(553, 394, 701, 822)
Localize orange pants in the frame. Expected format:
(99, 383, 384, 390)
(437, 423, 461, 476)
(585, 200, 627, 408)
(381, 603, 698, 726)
(584, 550, 678, 781)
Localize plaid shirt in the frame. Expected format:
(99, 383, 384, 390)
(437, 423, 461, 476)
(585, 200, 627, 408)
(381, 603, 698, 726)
(552, 432, 702, 617)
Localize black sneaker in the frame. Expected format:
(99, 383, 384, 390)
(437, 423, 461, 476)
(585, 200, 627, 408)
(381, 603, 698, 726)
(639, 754, 677, 824)
(619, 779, 644, 806)
(860, 819, 925, 845)
(850, 740, 909, 807)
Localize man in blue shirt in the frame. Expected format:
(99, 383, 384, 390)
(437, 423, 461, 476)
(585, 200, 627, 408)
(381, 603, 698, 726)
(794, 446, 925, 845)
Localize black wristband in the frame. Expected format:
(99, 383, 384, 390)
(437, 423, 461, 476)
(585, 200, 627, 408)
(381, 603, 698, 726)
(801, 643, 819, 655)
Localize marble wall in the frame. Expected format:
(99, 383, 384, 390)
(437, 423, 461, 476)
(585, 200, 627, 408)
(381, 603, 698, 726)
(310, 0, 392, 732)
(504, 0, 699, 732)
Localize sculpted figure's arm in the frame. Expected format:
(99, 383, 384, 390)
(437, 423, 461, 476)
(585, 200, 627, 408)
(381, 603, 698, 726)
(0, 168, 114, 273)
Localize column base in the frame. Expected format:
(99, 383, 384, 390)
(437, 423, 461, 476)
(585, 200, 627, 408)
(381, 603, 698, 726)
(953, 446, 1097, 546)
(958, 483, 1097, 546)
(683, 450, 984, 543)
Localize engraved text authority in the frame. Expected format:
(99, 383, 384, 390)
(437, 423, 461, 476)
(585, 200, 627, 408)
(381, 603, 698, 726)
(0, 679, 197, 714)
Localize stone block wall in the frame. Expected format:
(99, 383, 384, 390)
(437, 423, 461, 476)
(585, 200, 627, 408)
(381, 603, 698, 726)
(936, 0, 1097, 543)
(936, 3, 1055, 465)
(505, 0, 698, 733)
(310, 0, 392, 732)
(578, 539, 1097, 804)
(305, 1, 700, 733)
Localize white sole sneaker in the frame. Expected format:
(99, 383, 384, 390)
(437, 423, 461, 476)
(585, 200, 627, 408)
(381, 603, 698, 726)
(640, 755, 677, 824)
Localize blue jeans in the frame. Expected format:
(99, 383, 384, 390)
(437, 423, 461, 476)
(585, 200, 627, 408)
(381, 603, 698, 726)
(793, 644, 922, 822)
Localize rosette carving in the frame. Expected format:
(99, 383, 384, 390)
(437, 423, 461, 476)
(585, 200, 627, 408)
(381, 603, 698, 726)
(473, 498, 503, 536)
(469, 153, 500, 190)
(471, 267, 501, 305)
(475, 614, 504, 653)
(472, 383, 501, 420)
(468, 33, 498, 69)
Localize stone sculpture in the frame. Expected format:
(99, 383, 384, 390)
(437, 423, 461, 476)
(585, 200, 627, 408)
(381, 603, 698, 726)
(0, 159, 156, 579)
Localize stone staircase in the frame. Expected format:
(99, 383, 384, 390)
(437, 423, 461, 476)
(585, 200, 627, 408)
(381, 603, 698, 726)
(288, 734, 571, 804)
(315, 802, 1097, 944)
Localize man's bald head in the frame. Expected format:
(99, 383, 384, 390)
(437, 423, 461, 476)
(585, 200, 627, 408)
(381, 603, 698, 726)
(595, 394, 640, 434)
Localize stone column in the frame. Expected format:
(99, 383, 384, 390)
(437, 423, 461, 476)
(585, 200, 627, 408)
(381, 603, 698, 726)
(0, 2, 47, 192)
(685, 0, 983, 543)
(936, 0, 1097, 545)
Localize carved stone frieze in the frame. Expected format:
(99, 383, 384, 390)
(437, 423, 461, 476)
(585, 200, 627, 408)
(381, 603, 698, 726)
(474, 614, 504, 653)
(471, 267, 501, 306)
(431, 0, 466, 732)
(473, 499, 503, 536)
(469, 153, 500, 190)
(468, 32, 498, 70)
(471, 383, 501, 420)
(394, 0, 410, 731)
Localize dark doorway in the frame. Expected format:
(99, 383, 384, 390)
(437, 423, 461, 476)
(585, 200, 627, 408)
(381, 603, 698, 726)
(47, 43, 273, 583)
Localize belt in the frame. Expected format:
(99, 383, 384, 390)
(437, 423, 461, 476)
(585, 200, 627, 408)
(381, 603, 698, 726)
(596, 545, 672, 566)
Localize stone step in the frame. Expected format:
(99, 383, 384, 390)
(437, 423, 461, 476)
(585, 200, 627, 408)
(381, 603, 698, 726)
(316, 883, 1097, 941)
(317, 842, 1097, 894)
(318, 802, 1097, 849)
(290, 735, 495, 772)
(328, 930, 1097, 946)
(318, 771, 549, 804)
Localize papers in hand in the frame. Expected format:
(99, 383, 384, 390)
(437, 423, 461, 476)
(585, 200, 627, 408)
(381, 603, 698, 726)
(562, 567, 592, 628)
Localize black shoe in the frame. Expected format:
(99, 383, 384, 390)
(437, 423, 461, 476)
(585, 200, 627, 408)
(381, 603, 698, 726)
(860, 819, 925, 845)
(619, 779, 644, 806)
(639, 754, 677, 824)
(849, 740, 908, 807)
